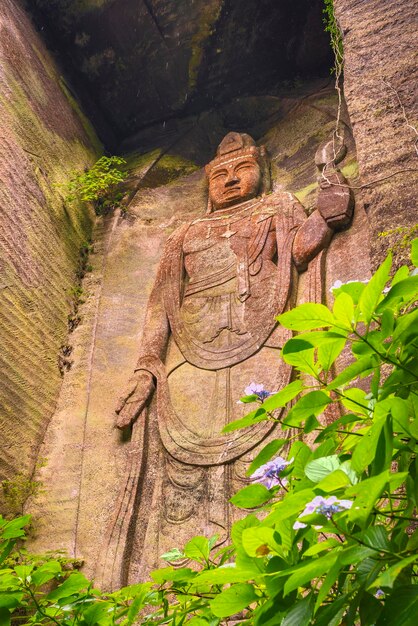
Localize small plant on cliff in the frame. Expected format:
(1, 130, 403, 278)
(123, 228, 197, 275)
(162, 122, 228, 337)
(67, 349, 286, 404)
(65, 155, 127, 215)
(323, 0, 344, 159)
(323, 0, 343, 69)
(379, 224, 418, 269)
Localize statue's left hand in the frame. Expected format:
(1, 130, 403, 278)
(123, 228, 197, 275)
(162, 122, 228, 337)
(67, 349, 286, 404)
(317, 168, 353, 231)
(115, 370, 155, 429)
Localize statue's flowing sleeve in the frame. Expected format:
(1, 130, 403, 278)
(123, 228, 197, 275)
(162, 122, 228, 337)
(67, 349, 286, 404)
(135, 223, 190, 368)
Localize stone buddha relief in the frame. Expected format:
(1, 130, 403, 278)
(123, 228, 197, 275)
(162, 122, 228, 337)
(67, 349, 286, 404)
(97, 132, 353, 587)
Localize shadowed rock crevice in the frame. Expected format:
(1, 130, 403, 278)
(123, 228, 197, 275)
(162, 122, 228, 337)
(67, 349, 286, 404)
(26, 0, 333, 147)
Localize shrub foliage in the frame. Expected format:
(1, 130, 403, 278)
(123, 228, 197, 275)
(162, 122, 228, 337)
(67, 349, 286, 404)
(1, 242, 417, 625)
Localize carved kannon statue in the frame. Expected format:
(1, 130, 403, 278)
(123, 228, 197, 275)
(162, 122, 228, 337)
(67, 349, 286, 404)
(98, 132, 352, 587)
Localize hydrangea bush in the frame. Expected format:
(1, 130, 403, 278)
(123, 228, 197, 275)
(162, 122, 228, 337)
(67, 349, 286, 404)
(1, 241, 417, 625)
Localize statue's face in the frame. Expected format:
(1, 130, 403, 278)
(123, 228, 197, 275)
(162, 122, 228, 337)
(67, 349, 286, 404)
(208, 158, 261, 210)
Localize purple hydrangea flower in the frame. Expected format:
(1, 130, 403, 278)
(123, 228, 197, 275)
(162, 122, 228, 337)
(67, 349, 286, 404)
(244, 382, 273, 401)
(251, 456, 294, 489)
(293, 495, 353, 530)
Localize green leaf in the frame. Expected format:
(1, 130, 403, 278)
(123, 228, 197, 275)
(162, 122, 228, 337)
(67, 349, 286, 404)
(392, 264, 410, 285)
(378, 275, 418, 310)
(338, 544, 376, 565)
(82, 602, 112, 625)
(314, 559, 341, 613)
(260, 380, 304, 412)
(304, 537, 339, 557)
(289, 441, 312, 478)
(0, 573, 20, 593)
(127, 586, 153, 625)
(314, 594, 349, 626)
(151, 567, 196, 583)
(14, 565, 33, 581)
(0, 608, 11, 626)
(277, 303, 336, 331)
(346, 472, 390, 527)
(326, 356, 374, 391)
(223, 408, 267, 433)
(0, 592, 23, 609)
(284, 391, 331, 427)
(339, 460, 359, 484)
(281, 595, 314, 626)
(241, 527, 279, 557)
(46, 572, 90, 601)
(315, 469, 351, 493)
(304, 455, 340, 483)
(281, 340, 318, 376)
(317, 337, 346, 373)
(231, 514, 260, 549)
(230, 484, 272, 509)
(253, 596, 286, 626)
(372, 416, 393, 475)
(332, 281, 368, 304)
(333, 291, 355, 329)
(406, 528, 418, 552)
(376, 585, 418, 625)
(210, 583, 258, 618)
(280, 331, 346, 347)
(340, 387, 369, 416)
(411, 238, 418, 265)
(283, 552, 338, 595)
(314, 413, 359, 442)
(392, 308, 418, 343)
(184, 537, 210, 563)
(238, 394, 259, 403)
(247, 439, 288, 476)
(194, 565, 261, 585)
(372, 555, 418, 590)
(361, 526, 391, 552)
(359, 595, 383, 626)
(351, 417, 386, 473)
(0, 543, 14, 567)
(31, 561, 62, 587)
(1, 516, 31, 540)
(160, 548, 185, 562)
(264, 489, 315, 525)
(359, 253, 391, 324)
(380, 308, 395, 339)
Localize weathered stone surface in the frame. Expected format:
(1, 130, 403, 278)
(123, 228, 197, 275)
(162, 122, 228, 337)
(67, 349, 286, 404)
(28, 0, 332, 144)
(335, 0, 418, 268)
(0, 0, 98, 496)
(28, 85, 370, 584)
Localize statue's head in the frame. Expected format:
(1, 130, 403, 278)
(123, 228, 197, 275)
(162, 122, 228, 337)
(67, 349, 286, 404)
(205, 132, 270, 212)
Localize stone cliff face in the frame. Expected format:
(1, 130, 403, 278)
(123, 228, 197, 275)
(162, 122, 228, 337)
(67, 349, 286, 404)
(335, 0, 417, 269)
(0, 0, 98, 494)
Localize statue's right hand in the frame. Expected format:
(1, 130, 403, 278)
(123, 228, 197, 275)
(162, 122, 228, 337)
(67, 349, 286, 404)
(115, 370, 155, 429)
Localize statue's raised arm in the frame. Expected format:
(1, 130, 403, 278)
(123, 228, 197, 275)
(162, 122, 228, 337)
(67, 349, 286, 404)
(293, 139, 353, 271)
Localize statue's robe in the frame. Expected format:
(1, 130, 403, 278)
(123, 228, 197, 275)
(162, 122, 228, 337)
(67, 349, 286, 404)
(130, 192, 308, 576)
(98, 191, 320, 586)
